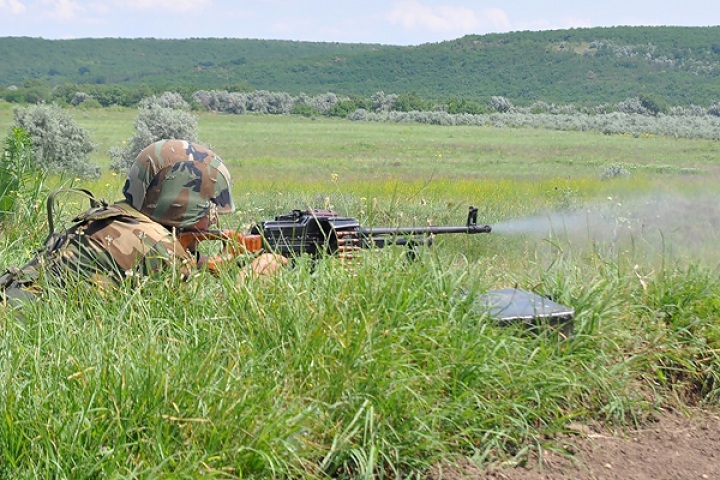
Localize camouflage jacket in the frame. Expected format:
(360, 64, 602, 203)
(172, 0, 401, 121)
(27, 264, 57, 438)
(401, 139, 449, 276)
(1, 201, 194, 304)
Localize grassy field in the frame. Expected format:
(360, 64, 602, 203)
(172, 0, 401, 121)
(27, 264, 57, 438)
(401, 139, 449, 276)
(1, 106, 719, 478)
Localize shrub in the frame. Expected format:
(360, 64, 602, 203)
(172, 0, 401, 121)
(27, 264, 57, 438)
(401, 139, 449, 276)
(328, 100, 358, 118)
(371, 91, 397, 113)
(109, 105, 199, 173)
(245, 90, 294, 114)
(191, 90, 247, 114)
(70, 92, 94, 106)
(306, 92, 340, 115)
(392, 91, 433, 112)
(616, 97, 648, 115)
(291, 102, 319, 117)
(601, 163, 631, 180)
(639, 94, 668, 116)
(446, 97, 487, 115)
(348, 108, 369, 121)
(79, 98, 102, 109)
(138, 91, 190, 110)
(489, 96, 514, 113)
(708, 102, 720, 117)
(11, 104, 100, 179)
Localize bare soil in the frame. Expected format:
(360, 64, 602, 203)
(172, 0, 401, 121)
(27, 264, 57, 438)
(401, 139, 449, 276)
(429, 409, 720, 480)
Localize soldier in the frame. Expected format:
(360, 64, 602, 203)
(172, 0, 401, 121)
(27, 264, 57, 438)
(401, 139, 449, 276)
(1, 139, 285, 308)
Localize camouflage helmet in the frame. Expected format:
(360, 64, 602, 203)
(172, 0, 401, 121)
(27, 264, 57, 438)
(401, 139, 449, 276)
(122, 139, 235, 229)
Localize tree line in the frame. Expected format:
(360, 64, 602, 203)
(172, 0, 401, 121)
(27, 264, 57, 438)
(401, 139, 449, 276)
(2, 26, 720, 107)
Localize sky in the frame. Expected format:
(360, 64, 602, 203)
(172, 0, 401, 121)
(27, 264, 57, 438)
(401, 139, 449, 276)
(0, 0, 719, 45)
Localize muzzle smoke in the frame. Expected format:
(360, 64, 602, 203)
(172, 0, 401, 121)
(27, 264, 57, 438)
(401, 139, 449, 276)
(492, 192, 720, 260)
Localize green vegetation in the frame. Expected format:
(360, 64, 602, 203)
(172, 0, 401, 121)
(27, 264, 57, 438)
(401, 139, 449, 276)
(2, 26, 720, 106)
(108, 94, 200, 172)
(10, 104, 100, 178)
(1, 111, 720, 477)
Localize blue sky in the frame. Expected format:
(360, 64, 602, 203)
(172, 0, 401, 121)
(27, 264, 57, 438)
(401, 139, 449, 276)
(1, 0, 719, 45)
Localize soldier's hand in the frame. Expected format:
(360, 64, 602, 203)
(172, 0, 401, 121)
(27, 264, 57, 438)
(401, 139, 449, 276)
(237, 253, 288, 283)
(250, 253, 288, 277)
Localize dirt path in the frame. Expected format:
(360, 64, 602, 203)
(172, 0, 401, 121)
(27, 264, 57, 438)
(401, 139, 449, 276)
(431, 410, 720, 480)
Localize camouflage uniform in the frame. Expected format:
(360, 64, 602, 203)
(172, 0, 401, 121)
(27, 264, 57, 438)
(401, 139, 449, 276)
(1, 139, 234, 306)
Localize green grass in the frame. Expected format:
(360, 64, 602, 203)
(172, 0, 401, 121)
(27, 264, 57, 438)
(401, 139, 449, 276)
(1, 108, 720, 478)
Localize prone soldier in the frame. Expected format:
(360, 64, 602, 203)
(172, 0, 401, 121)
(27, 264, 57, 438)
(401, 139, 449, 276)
(1, 139, 285, 309)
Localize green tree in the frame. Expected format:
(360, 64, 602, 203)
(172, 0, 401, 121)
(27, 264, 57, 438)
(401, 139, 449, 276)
(21, 79, 52, 104)
(392, 91, 432, 112)
(639, 93, 668, 116)
(328, 100, 358, 117)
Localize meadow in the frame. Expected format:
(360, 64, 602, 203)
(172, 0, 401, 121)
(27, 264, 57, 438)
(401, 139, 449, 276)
(1, 106, 719, 478)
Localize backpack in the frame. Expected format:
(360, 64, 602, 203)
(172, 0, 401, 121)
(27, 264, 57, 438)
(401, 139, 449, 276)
(1, 188, 110, 305)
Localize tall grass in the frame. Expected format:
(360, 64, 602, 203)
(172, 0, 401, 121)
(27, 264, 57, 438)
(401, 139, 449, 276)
(2, 205, 719, 477)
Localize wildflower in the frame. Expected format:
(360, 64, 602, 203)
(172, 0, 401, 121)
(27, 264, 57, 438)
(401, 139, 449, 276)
(331, 173, 338, 181)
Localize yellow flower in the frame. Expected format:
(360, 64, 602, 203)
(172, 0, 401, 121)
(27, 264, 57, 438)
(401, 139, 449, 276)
(331, 173, 338, 181)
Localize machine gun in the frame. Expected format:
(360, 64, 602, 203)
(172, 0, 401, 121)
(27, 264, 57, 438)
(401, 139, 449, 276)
(178, 206, 491, 271)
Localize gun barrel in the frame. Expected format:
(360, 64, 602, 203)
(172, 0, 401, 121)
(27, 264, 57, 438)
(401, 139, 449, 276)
(360, 224, 492, 236)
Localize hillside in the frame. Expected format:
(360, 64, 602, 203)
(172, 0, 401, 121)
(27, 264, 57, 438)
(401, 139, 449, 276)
(2, 26, 720, 106)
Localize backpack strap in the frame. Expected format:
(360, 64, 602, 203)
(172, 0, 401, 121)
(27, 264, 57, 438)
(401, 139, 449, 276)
(45, 188, 107, 243)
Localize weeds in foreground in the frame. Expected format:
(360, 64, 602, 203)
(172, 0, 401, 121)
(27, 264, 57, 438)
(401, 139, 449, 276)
(1, 240, 718, 477)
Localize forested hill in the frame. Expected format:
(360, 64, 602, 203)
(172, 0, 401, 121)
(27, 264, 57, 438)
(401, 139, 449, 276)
(2, 26, 720, 106)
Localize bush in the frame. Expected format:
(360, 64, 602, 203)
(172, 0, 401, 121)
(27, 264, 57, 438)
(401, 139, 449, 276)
(446, 97, 487, 115)
(79, 98, 103, 109)
(489, 96, 514, 113)
(371, 91, 397, 113)
(291, 102, 319, 117)
(601, 163, 631, 180)
(11, 104, 100, 179)
(392, 91, 433, 112)
(639, 94, 668, 116)
(138, 91, 190, 110)
(70, 92, 94, 106)
(109, 105, 199, 173)
(328, 100, 358, 118)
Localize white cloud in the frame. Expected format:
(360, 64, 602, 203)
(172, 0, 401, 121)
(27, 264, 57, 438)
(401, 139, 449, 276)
(483, 7, 511, 31)
(42, 0, 84, 20)
(0, 0, 26, 14)
(121, 0, 212, 13)
(385, 1, 513, 35)
(386, 0, 480, 31)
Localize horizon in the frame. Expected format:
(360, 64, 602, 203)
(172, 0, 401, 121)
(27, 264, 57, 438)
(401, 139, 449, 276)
(4, 24, 720, 48)
(1, 0, 719, 46)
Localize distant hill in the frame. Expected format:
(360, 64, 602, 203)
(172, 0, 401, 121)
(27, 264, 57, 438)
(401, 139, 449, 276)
(2, 26, 720, 106)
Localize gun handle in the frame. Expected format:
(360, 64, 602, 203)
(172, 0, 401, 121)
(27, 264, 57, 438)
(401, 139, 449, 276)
(177, 230, 264, 273)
